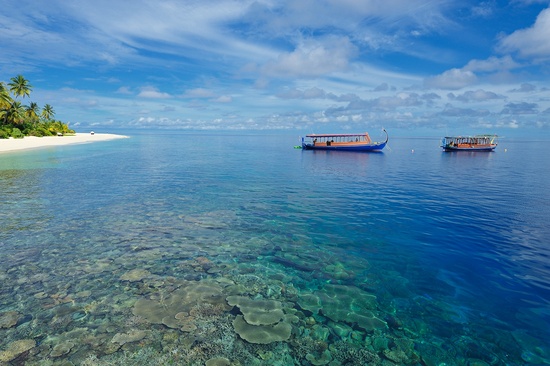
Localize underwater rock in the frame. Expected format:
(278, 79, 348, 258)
(329, 341, 380, 364)
(298, 284, 386, 332)
(468, 359, 490, 366)
(224, 284, 248, 295)
(306, 349, 332, 365)
(33, 291, 48, 299)
(384, 348, 408, 363)
(111, 330, 146, 345)
(298, 293, 322, 314)
(132, 279, 229, 325)
(233, 315, 292, 344)
(161, 313, 196, 332)
(0, 339, 36, 362)
(309, 324, 331, 342)
(327, 321, 352, 338)
(119, 268, 151, 282)
(50, 341, 75, 358)
(272, 256, 315, 272)
(324, 263, 355, 280)
(0, 311, 21, 329)
(75, 290, 92, 298)
(194, 256, 213, 271)
(227, 295, 297, 344)
(205, 357, 231, 366)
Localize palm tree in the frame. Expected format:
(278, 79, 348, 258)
(8, 75, 33, 99)
(41, 104, 55, 121)
(0, 82, 12, 110)
(1, 101, 25, 125)
(26, 102, 40, 119)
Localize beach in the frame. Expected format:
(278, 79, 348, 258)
(0, 132, 128, 153)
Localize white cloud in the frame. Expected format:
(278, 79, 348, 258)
(277, 87, 327, 100)
(424, 68, 478, 90)
(184, 88, 217, 98)
(498, 7, 550, 60)
(137, 86, 171, 99)
(509, 83, 537, 92)
(116, 86, 133, 95)
(471, 2, 495, 17)
(463, 56, 521, 73)
(448, 89, 505, 102)
(262, 37, 357, 78)
(213, 95, 232, 103)
(501, 101, 539, 114)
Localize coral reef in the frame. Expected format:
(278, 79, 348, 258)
(298, 284, 387, 332)
(227, 295, 285, 325)
(232, 314, 292, 344)
(0, 311, 22, 329)
(0, 339, 36, 362)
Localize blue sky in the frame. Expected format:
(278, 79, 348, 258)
(1, 0, 550, 136)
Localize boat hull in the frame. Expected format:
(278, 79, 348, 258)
(302, 141, 387, 151)
(442, 145, 496, 152)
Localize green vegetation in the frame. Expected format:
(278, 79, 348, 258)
(0, 75, 74, 139)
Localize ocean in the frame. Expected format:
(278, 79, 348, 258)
(1, 131, 549, 365)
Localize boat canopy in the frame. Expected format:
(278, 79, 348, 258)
(442, 135, 497, 144)
(305, 133, 371, 143)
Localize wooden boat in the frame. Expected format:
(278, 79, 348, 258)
(301, 129, 388, 151)
(441, 135, 497, 151)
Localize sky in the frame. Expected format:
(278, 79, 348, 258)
(1, 0, 550, 136)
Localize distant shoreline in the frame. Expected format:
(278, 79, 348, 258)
(0, 133, 129, 154)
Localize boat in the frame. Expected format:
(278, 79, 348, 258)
(301, 129, 388, 151)
(441, 135, 497, 151)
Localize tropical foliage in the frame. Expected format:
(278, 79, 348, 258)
(0, 75, 74, 139)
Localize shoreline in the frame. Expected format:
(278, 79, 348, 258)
(0, 133, 129, 154)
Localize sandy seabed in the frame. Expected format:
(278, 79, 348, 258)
(0, 133, 129, 153)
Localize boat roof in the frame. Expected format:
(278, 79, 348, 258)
(306, 133, 369, 137)
(443, 134, 497, 138)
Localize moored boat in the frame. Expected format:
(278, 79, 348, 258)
(441, 135, 497, 151)
(301, 129, 388, 151)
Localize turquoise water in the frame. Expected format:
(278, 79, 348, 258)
(0, 132, 549, 365)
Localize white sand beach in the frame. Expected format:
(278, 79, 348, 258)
(0, 133, 129, 153)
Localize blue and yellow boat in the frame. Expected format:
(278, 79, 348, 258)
(301, 129, 388, 151)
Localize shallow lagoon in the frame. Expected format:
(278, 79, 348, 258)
(1, 132, 549, 365)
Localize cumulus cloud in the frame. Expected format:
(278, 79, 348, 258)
(448, 89, 505, 102)
(509, 83, 536, 92)
(137, 86, 171, 99)
(302, 87, 326, 99)
(213, 95, 232, 103)
(183, 88, 217, 98)
(424, 68, 477, 90)
(277, 87, 327, 99)
(463, 55, 520, 73)
(326, 93, 361, 102)
(374, 83, 390, 92)
(498, 7, 550, 59)
(501, 102, 538, 114)
(439, 103, 490, 117)
(332, 92, 423, 113)
(116, 86, 132, 94)
(262, 36, 358, 78)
